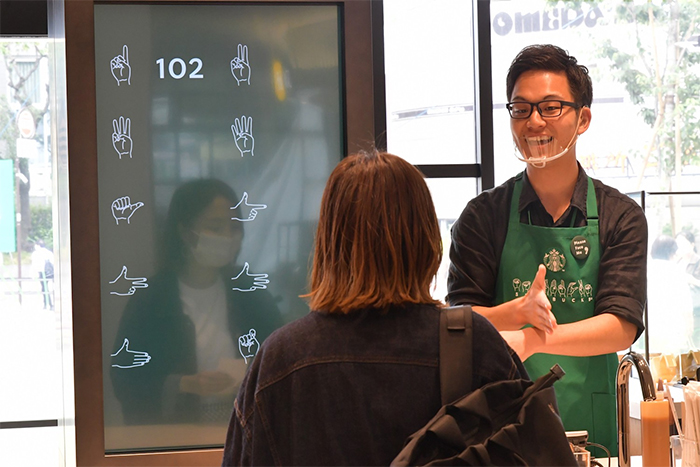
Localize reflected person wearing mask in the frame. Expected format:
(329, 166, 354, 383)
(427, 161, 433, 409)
(111, 179, 282, 426)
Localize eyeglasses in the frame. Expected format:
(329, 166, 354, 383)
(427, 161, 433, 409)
(506, 100, 581, 119)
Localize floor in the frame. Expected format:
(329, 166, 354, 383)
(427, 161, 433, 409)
(0, 277, 73, 467)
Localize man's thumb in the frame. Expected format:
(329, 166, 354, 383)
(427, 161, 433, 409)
(532, 264, 547, 290)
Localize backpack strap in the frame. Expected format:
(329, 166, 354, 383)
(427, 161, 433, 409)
(439, 305, 473, 405)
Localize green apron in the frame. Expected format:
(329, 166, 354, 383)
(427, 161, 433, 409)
(495, 173, 618, 456)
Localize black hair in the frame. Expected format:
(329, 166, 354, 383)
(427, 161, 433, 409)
(159, 178, 240, 272)
(650, 235, 678, 261)
(677, 230, 696, 245)
(506, 44, 593, 107)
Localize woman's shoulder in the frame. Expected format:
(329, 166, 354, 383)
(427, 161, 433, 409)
(256, 304, 441, 365)
(272, 302, 439, 333)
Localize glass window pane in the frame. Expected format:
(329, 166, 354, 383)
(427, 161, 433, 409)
(425, 177, 477, 302)
(491, 0, 700, 193)
(643, 192, 700, 383)
(0, 38, 65, 465)
(384, 0, 476, 165)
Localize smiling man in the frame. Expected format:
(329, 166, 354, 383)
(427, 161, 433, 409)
(447, 44, 647, 455)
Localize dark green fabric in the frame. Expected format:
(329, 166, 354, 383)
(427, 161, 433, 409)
(494, 173, 618, 456)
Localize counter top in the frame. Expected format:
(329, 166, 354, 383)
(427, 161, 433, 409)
(598, 456, 642, 467)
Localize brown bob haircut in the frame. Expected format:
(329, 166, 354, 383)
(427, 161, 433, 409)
(305, 150, 442, 314)
(506, 44, 593, 108)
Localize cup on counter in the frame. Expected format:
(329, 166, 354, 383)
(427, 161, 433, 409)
(572, 449, 590, 467)
(679, 350, 700, 380)
(650, 353, 680, 383)
(671, 435, 700, 467)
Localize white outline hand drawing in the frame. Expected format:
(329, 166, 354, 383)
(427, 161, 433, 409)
(109, 265, 148, 296)
(238, 329, 260, 363)
(231, 262, 269, 292)
(110, 45, 131, 86)
(231, 116, 254, 157)
(111, 338, 151, 369)
(230, 44, 251, 85)
(112, 116, 133, 159)
(111, 196, 144, 225)
(231, 192, 267, 222)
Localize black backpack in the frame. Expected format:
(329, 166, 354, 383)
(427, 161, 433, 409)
(391, 305, 577, 466)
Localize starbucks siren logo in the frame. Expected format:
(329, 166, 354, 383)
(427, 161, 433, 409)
(543, 248, 566, 272)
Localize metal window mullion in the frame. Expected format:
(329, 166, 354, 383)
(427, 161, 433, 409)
(473, 0, 494, 192)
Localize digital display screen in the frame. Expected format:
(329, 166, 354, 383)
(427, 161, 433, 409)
(94, 3, 343, 453)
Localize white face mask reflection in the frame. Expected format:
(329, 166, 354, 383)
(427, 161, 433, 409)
(190, 231, 239, 268)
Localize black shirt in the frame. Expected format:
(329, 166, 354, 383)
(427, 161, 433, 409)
(447, 166, 646, 339)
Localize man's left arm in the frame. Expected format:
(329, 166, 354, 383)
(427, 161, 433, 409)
(504, 187, 647, 360)
(502, 313, 637, 360)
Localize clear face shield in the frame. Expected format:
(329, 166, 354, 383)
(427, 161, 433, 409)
(512, 105, 585, 169)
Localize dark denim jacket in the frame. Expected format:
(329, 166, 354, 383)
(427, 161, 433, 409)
(222, 303, 527, 466)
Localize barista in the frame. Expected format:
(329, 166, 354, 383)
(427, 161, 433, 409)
(447, 44, 646, 455)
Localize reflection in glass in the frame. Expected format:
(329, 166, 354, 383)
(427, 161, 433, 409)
(111, 179, 282, 428)
(94, 4, 342, 452)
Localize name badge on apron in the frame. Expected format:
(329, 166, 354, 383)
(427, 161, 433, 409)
(571, 235, 590, 260)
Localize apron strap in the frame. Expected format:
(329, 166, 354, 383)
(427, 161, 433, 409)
(509, 173, 524, 228)
(512, 173, 599, 227)
(586, 176, 598, 220)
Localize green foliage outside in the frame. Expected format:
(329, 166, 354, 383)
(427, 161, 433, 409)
(549, 0, 700, 191)
(544, 0, 700, 235)
(0, 41, 50, 253)
(27, 204, 53, 251)
(0, 94, 18, 158)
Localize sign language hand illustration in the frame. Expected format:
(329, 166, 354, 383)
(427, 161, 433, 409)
(238, 329, 259, 363)
(111, 338, 151, 369)
(231, 116, 254, 157)
(112, 116, 133, 159)
(230, 43, 250, 85)
(231, 262, 269, 292)
(111, 196, 144, 225)
(110, 45, 131, 86)
(109, 265, 148, 296)
(231, 192, 267, 222)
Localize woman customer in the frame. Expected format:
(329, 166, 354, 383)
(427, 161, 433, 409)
(222, 151, 526, 466)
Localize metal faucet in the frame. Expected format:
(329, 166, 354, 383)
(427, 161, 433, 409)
(617, 351, 657, 467)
